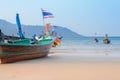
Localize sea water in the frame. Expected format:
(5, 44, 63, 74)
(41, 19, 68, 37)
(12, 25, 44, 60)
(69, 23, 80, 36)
(60, 37, 120, 50)
(51, 36, 120, 61)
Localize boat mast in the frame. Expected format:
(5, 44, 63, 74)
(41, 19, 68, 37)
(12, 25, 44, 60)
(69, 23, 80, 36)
(16, 13, 25, 39)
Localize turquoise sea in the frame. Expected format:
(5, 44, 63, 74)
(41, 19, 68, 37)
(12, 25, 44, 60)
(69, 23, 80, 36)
(52, 36, 120, 61)
(60, 37, 120, 50)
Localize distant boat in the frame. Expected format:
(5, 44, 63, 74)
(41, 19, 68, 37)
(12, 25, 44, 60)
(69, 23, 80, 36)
(0, 14, 54, 64)
(103, 34, 110, 44)
(103, 39, 110, 44)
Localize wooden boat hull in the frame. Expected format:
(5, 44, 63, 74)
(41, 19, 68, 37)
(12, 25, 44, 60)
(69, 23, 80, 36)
(0, 52, 48, 64)
(0, 43, 52, 52)
(0, 42, 53, 64)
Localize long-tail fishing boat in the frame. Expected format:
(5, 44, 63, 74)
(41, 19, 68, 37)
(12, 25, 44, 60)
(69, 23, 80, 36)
(0, 13, 54, 64)
(103, 34, 110, 44)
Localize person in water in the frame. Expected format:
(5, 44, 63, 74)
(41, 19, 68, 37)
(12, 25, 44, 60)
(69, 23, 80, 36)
(94, 33, 99, 43)
(105, 34, 108, 39)
(94, 38, 99, 43)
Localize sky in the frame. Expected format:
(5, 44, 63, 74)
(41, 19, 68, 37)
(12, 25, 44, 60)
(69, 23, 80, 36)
(0, 0, 120, 36)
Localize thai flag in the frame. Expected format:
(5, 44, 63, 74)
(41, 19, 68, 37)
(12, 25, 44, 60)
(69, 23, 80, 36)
(41, 8, 54, 19)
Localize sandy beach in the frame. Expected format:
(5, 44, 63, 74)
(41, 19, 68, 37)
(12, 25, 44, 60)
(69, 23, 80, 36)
(0, 0, 120, 80)
(0, 48, 120, 80)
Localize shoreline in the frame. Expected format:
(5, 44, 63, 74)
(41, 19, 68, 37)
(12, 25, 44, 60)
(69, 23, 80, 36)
(50, 47, 120, 55)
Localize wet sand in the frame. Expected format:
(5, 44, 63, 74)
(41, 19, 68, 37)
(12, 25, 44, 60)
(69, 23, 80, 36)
(0, 48, 120, 80)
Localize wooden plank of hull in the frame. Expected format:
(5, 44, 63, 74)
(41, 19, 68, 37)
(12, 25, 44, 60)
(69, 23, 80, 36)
(0, 46, 2, 52)
(0, 43, 53, 64)
(0, 52, 48, 64)
(0, 43, 52, 52)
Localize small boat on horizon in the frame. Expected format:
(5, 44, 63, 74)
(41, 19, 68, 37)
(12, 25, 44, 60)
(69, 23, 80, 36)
(103, 34, 110, 44)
